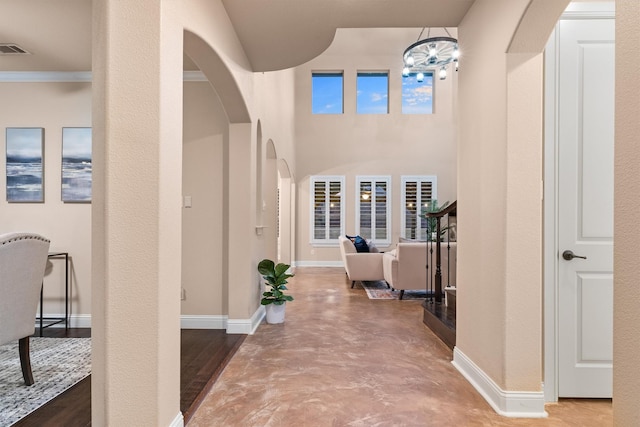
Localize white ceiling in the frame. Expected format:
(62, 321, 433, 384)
(0, 0, 474, 73)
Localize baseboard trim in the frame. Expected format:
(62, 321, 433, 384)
(38, 312, 263, 335)
(452, 347, 548, 418)
(180, 315, 227, 329)
(227, 305, 265, 335)
(293, 261, 343, 268)
(169, 412, 184, 427)
(37, 314, 92, 329)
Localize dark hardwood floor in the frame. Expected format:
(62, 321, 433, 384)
(12, 328, 245, 426)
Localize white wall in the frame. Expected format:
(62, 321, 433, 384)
(0, 81, 92, 321)
(294, 28, 458, 264)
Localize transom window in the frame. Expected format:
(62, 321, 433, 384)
(356, 176, 391, 245)
(401, 176, 437, 240)
(312, 72, 344, 114)
(310, 176, 345, 244)
(356, 72, 389, 114)
(402, 72, 434, 114)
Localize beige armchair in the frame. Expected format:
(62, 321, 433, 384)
(383, 241, 456, 299)
(0, 232, 51, 385)
(338, 235, 385, 288)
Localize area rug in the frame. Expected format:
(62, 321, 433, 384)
(360, 281, 430, 300)
(0, 337, 91, 426)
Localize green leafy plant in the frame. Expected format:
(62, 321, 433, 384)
(258, 259, 294, 306)
(420, 200, 450, 241)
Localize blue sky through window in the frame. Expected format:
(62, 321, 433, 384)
(402, 73, 433, 114)
(357, 72, 388, 114)
(312, 73, 343, 114)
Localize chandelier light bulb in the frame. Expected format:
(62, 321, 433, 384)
(452, 46, 460, 60)
(416, 72, 425, 82)
(439, 67, 447, 80)
(428, 44, 437, 58)
(402, 66, 410, 77)
(406, 55, 415, 66)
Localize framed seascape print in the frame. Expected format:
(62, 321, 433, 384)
(6, 127, 44, 202)
(62, 127, 92, 202)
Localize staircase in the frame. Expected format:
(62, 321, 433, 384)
(421, 200, 457, 349)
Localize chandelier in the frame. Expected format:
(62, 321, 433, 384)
(402, 28, 459, 81)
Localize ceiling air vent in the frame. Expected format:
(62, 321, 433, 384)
(0, 44, 31, 55)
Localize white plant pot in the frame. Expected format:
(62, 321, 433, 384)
(265, 303, 286, 324)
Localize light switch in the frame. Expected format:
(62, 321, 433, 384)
(184, 196, 192, 208)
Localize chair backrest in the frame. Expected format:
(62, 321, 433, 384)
(339, 235, 356, 255)
(0, 232, 51, 345)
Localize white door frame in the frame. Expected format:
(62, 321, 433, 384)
(543, 2, 615, 403)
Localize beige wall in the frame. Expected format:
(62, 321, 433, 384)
(0, 82, 92, 318)
(456, 0, 567, 393)
(614, 1, 640, 424)
(182, 81, 227, 315)
(294, 28, 458, 264)
(0, 79, 247, 324)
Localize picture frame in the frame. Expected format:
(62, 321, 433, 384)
(61, 127, 92, 203)
(6, 127, 44, 203)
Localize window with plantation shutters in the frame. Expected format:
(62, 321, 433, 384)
(356, 176, 391, 245)
(401, 176, 438, 240)
(310, 176, 345, 245)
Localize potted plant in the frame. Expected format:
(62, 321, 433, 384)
(421, 200, 450, 242)
(258, 259, 294, 324)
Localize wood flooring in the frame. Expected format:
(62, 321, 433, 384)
(12, 328, 245, 426)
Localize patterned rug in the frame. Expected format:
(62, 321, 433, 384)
(0, 337, 91, 426)
(360, 281, 430, 300)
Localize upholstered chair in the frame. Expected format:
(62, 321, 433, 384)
(338, 235, 385, 288)
(0, 232, 51, 385)
(383, 241, 457, 299)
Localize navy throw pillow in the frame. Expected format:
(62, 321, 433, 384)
(346, 234, 369, 253)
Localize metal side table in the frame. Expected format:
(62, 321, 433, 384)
(38, 252, 69, 336)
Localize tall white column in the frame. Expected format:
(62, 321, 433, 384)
(92, 1, 183, 425)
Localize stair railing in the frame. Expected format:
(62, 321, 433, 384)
(424, 200, 457, 303)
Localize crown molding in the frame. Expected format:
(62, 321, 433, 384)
(0, 70, 207, 82)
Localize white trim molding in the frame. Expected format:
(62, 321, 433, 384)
(543, 1, 616, 403)
(0, 71, 92, 82)
(293, 260, 343, 268)
(562, 2, 615, 20)
(169, 412, 184, 427)
(227, 305, 265, 335)
(182, 70, 207, 81)
(0, 70, 206, 82)
(452, 347, 547, 418)
(180, 315, 227, 329)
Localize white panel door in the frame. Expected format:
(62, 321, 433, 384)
(557, 17, 614, 398)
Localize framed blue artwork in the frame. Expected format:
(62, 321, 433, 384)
(6, 127, 44, 203)
(61, 127, 92, 203)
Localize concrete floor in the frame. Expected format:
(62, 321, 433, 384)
(188, 267, 612, 426)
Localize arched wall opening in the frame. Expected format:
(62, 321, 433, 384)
(454, 0, 570, 417)
(181, 57, 229, 323)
